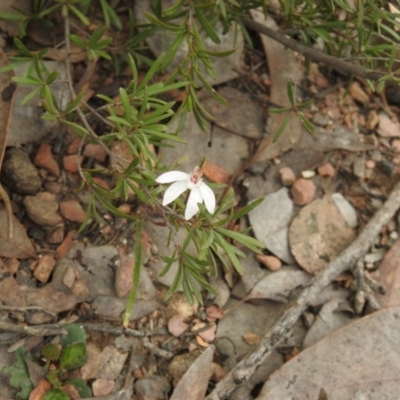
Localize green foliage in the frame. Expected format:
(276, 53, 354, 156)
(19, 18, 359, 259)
(60, 323, 86, 347)
(2, 324, 91, 399)
(1, 0, 398, 308)
(43, 389, 70, 400)
(2, 347, 34, 400)
(59, 343, 88, 371)
(123, 217, 143, 327)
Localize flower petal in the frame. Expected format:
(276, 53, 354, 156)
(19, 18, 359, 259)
(185, 186, 203, 220)
(162, 180, 188, 206)
(156, 171, 189, 184)
(199, 182, 216, 214)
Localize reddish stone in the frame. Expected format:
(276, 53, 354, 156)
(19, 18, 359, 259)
(168, 315, 189, 337)
(67, 137, 82, 154)
(63, 155, 81, 173)
(56, 230, 77, 259)
(279, 167, 296, 186)
(291, 178, 316, 206)
(92, 177, 111, 190)
(60, 200, 86, 222)
(34, 143, 60, 177)
(317, 163, 335, 177)
(83, 143, 107, 162)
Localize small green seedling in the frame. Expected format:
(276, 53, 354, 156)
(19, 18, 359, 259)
(2, 324, 91, 400)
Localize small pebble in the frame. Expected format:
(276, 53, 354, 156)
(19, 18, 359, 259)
(312, 113, 329, 127)
(67, 137, 82, 154)
(92, 379, 115, 397)
(243, 332, 260, 345)
(364, 252, 384, 264)
(24, 193, 63, 226)
(353, 154, 366, 179)
(256, 254, 282, 271)
(332, 193, 358, 228)
(301, 170, 316, 178)
(317, 163, 335, 177)
(83, 143, 107, 162)
(371, 149, 382, 162)
(60, 200, 86, 223)
(370, 198, 383, 209)
(279, 167, 296, 186)
(34, 255, 56, 283)
(392, 139, 400, 153)
(34, 143, 60, 177)
(365, 160, 376, 169)
(63, 154, 81, 173)
(291, 178, 316, 206)
(2, 148, 41, 195)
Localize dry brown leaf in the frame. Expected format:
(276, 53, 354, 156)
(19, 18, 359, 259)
(201, 87, 264, 139)
(170, 346, 214, 400)
(0, 258, 26, 307)
(203, 160, 229, 183)
(256, 306, 400, 399)
(28, 378, 51, 400)
(373, 237, 400, 308)
(0, 205, 35, 259)
(289, 195, 355, 274)
(249, 10, 305, 162)
(46, 45, 87, 63)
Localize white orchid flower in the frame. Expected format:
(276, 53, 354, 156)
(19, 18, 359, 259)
(156, 166, 216, 220)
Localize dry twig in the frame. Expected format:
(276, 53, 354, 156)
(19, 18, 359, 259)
(241, 18, 400, 84)
(207, 180, 400, 400)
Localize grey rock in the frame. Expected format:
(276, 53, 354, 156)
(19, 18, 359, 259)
(312, 112, 329, 127)
(297, 126, 376, 152)
(7, 62, 71, 147)
(134, 0, 243, 86)
(23, 194, 63, 226)
(201, 87, 264, 139)
(331, 192, 358, 228)
(160, 110, 250, 175)
(145, 221, 198, 289)
(249, 188, 295, 264)
(52, 258, 115, 300)
(92, 295, 159, 321)
(2, 148, 41, 194)
(81, 245, 119, 269)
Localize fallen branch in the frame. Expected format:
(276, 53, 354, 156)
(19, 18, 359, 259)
(0, 320, 167, 338)
(0, 321, 66, 337)
(241, 17, 400, 84)
(206, 180, 400, 400)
